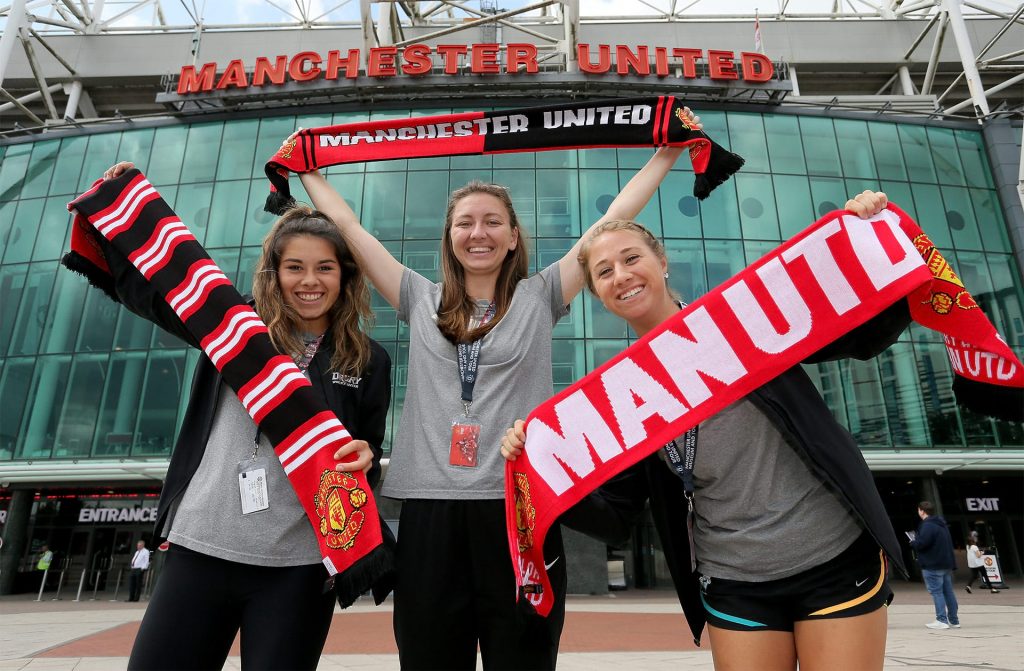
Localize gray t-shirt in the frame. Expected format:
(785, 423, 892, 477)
(167, 384, 322, 566)
(681, 398, 862, 581)
(382, 264, 568, 500)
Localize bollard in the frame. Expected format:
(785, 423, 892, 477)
(34, 567, 50, 602)
(73, 568, 87, 602)
(110, 568, 124, 602)
(52, 567, 68, 601)
(90, 569, 103, 601)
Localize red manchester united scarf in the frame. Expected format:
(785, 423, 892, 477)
(264, 95, 743, 213)
(63, 170, 390, 607)
(508, 203, 1023, 617)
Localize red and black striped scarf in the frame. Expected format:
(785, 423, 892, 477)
(508, 203, 1024, 617)
(263, 95, 743, 213)
(63, 170, 391, 607)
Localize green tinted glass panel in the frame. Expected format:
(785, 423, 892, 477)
(875, 344, 930, 446)
(927, 127, 966, 186)
(41, 270, 89, 354)
(242, 178, 281, 247)
(77, 133, 123, 192)
(579, 148, 616, 170)
(147, 126, 188, 185)
(584, 292, 629, 339)
(54, 353, 108, 458)
(3, 198, 44, 264)
(22, 139, 60, 198)
(704, 239, 745, 290)
(659, 187, 701, 239)
(910, 183, 953, 248)
(839, 358, 891, 446)
(402, 239, 440, 283)
(403, 171, 449, 239)
(971, 188, 1010, 252)
(31, 197, 73, 261)
(0, 358, 34, 460)
(699, 180, 740, 239)
(175, 183, 215, 245)
(986, 255, 1024, 349)
(113, 307, 154, 350)
(913, 341, 964, 447)
(879, 181, 915, 219)
(735, 173, 780, 240)
(868, 122, 907, 181)
(206, 180, 249, 248)
(216, 119, 259, 181)
(764, 114, 806, 174)
(773, 174, 815, 239)
(0, 143, 31, 201)
(181, 123, 224, 183)
(617, 148, 652, 171)
(0, 264, 28, 345)
(494, 169, 537, 239)
(0, 200, 16, 260)
(808, 176, 847, 217)
(16, 354, 72, 458)
(363, 172, 407, 240)
(536, 170, 580, 238)
(48, 136, 88, 195)
(133, 351, 187, 456)
(235, 246, 262, 293)
(617, 168, 661, 235)
(537, 150, 577, 169)
(117, 128, 156, 174)
(834, 119, 876, 179)
(897, 125, 936, 182)
(799, 117, 842, 177)
(664, 239, 706, 301)
(91, 351, 146, 457)
(954, 130, 993, 189)
(493, 151, 535, 169)
(727, 112, 770, 174)
(76, 287, 119, 352)
(943, 186, 983, 250)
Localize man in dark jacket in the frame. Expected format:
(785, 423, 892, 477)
(910, 501, 959, 629)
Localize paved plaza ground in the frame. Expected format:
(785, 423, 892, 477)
(1, 579, 1021, 670)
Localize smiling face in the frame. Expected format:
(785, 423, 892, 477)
(447, 192, 519, 285)
(586, 228, 677, 336)
(276, 234, 342, 334)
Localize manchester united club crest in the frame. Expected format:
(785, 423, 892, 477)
(314, 470, 368, 550)
(912, 233, 979, 315)
(674, 107, 693, 130)
(514, 472, 537, 552)
(278, 136, 298, 160)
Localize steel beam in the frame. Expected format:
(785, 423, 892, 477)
(944, 0, 990, 116)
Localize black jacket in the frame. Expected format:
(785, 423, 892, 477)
(96, 235, 395, 598)
(910, 515, 957, 571)
(564, 302, 911, 645)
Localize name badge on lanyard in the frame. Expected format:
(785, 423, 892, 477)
(450, 302, 495, 468)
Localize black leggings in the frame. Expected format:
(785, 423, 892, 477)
(393, 499, 567, 670)
(966, 566, 993, 589)
(128, 545, 336, 671)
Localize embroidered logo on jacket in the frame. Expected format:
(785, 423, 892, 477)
(331, 373, 362, 388)
(314, 470, 368, 550)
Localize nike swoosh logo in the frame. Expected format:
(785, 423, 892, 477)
(856, 578, 869, 587)
(545, 557, 560, 571)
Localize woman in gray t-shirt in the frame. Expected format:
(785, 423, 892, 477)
(294, 108, 700, 670)
(503, 196, 900, 671)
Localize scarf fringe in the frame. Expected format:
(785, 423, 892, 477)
(60, 251, 119, 303)
(333, 541, 396, 608)
(264, 190, 297, 216)
(952, 377, 1024, 423)
(694, 139, 746, 200)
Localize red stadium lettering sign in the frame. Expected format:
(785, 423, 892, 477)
(176, 43, 776, 94)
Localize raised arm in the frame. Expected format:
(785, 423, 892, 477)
(298, 169, 406, 310)
(557, 108, 700, 304)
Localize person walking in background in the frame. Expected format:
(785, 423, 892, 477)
(910, 501, 960, 630)
(127, 540, 151, 602)
(965, 532, 999, 595)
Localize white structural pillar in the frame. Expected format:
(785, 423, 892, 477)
(789, 65, 801, 96)
(561, 0, 579, 73)
(943, 0, 990, 117)
(0, 0, 29, 87)
(898, 65, 915, 94)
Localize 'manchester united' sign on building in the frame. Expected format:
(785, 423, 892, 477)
(176, 43, 776, 94)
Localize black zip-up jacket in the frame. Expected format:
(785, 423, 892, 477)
(910, 515, 957, 571)
(564, 301, 911, 645)
(95, 235, 395, 599)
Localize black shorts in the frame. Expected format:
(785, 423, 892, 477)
(699, 532, 893, 633)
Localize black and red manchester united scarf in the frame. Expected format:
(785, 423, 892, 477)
(63, 170, 390, 607)
(264, 95, 743, 213)
(508, 203, 1024, 618)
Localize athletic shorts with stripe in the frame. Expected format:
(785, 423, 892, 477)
(699, 531, 893, 632)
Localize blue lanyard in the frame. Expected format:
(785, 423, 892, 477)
(662, 428, 699, 572)
(456, 302, 495, 414)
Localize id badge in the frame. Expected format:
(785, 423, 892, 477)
(237, 458, 270, 514)
(449, 416, 482, 468)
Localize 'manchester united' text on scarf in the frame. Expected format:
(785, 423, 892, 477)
(264, 96, 743, 213)
(507, 203, 1023, 617)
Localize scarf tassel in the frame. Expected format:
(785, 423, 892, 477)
(694, 139, 746, 200)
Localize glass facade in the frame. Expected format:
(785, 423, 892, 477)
(1, 107, 1022, 464)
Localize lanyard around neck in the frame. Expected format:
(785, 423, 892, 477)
(456, 301, 496, 415)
